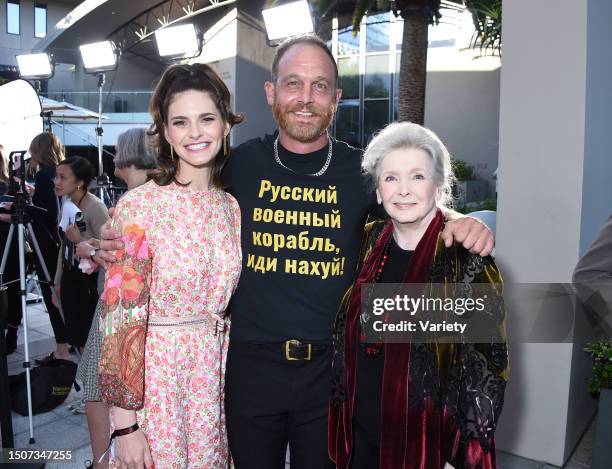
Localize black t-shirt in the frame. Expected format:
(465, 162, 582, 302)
(223, 133, 374, 343)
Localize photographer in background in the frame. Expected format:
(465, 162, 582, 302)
(2, 134, 67, 358)
(26, 132, 69, 364)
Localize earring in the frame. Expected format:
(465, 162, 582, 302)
(170, 145, 175, 160)
(223, 136, 228, 156)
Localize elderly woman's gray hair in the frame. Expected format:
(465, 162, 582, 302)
(362, 122, 455, 207)
(114, 128, 157, 170)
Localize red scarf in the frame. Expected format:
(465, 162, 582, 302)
(331, 209, 444, 468)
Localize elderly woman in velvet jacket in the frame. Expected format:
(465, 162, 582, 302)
(329, 122, 508, 469)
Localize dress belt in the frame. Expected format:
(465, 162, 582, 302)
(147, 314, 213, 329)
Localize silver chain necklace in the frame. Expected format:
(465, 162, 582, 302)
(273, 135, 333, 177)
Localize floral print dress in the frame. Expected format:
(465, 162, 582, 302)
(99, 181, 241, 468)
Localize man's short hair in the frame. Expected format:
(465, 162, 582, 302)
(271, 34, 339, 89)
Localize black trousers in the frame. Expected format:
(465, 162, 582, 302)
(225, 341, 336, 469)
(60, 265, 98, 348)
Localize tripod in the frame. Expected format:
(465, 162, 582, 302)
(0, 188, 62, 444)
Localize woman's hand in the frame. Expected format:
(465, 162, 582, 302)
(24, 183, 35, 197)
(114, 429, 154, 469)
(65, 223, 82, 243)
(97, 208, 125, 268)
(75, 241, 96, 259)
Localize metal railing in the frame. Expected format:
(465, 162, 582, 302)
(41, 91, 153, 113)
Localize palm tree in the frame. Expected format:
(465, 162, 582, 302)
(313, 0, 456, 124)
(465, 0, 502, 56)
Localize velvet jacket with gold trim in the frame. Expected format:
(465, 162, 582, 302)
(329, 219, 509, 469)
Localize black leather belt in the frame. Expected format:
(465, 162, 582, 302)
(283, 340, 332, 361)
(232, 340, 330, 361)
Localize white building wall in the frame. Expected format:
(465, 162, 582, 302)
(494, 0, 612, 465)
(425, 67, 500, 196)
(0, 0, 77, 66)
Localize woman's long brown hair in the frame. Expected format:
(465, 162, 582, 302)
(148, 63, 244, 187)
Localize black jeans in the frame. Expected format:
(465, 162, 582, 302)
(60, 265, 98, 348)
(225, 341, 336, 469)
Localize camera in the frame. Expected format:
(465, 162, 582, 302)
(74, 212, 86, 232)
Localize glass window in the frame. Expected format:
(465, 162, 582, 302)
(366, 12, 389, 53)
(7, 0, 20, 35)
(338, 56, 359, 100)
(335, 100, 360, 149)
(338, 26, 360, 56)
(364, 54, 390, 99)
(34, 3, 46, 38)
(393, 19, 403, 51)
(363, 100, 389, 144)
(394, 53, 400, 98)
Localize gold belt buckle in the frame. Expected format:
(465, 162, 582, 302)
(285, 339, 312, 361)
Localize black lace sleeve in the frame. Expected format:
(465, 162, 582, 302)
(456, 253, 509, 452)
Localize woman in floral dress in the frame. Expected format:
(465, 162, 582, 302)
(98, 63, 243, 468)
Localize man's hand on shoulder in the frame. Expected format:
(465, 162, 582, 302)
(96, 207, 125, 268)
(441, 210, 494, 257)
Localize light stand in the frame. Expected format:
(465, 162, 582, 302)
(78, 41, 119, 206)
(95, 73, 107, 201)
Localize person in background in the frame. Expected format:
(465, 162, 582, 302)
(329, 122, 508, 469)
(112, 128, 157, 190)
(573, 215, 612, 284)
(53, 156, 108, 354)
(573, 215, 612, 336)
(2, 134, 66, 359)
(75, 128, 157, 469)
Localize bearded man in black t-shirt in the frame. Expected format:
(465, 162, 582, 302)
(98, 34, 494, 469)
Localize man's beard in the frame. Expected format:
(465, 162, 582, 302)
(273, 100, 335, 143)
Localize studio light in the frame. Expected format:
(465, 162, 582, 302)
(155, 23, 202, 61)
(79, 41, 119, 74)
(16, 53, 54, 79)
(77, 40, 120, 201)
(262, 0, 314, 42)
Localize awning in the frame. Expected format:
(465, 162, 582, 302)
(41, 96, 109, 121)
